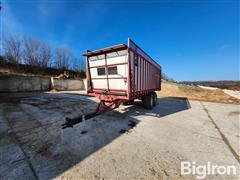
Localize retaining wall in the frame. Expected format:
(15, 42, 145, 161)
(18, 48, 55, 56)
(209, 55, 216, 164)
(51, 78, 85, 91)
(0, 75, 85, 92)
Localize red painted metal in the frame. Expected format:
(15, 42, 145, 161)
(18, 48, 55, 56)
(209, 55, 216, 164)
(127, 43, 131, 99)
(91, 88, 127, 92)
(84, 38, 161, 104)
(82, 44, 127, 56)
(88, 92, 128, 101)
(95, 99, 123, 115)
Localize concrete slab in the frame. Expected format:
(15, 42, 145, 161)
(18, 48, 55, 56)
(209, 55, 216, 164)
(0, 93, 239, 179)
(201, 101, 240, 159)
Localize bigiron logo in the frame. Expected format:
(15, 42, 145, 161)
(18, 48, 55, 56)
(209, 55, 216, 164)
(181, 161, 237, 179)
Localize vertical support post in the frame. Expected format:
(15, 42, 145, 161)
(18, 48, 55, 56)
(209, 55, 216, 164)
(86, 50, 92, 91)
(104, 53, 110, 91)
(140, 56, 142, 95)
(127, 39, 131, 99)
(127, 46, 131, 99)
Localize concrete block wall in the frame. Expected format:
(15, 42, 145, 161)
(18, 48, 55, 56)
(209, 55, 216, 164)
(0, 75, 85, 92)
(51, 78, 85, 91)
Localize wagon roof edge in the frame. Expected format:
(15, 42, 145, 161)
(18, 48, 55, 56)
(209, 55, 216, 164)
(82, 44, 127, 56)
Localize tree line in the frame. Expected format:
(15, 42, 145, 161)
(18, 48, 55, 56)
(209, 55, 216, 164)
(1, 34, 85, 72)
(1, 34, 175, 81)
(162, 72, 175, 82)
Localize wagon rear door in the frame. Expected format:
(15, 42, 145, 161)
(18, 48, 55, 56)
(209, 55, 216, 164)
(88, 49, 128, 93)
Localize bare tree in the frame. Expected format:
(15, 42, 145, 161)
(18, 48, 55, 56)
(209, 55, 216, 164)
(55, 47, 72, 69)
(23, 36, 51, 67)
(39, 42, 51, 67)
(23, 36, 41, 66)
(70, 57, 86, 72)
(80, 58, 86, 72)
(0, 55, 4, 61)
(162, 72, 175, 82)
(4, 35, 22, 64)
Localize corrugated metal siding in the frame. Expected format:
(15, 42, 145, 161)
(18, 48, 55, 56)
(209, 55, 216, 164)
(127, 38, 161, 99)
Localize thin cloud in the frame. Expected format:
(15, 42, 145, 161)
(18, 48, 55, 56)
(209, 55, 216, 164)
(35, 2, 64, 25)
(1, 1, 24, 54)
(1, 1, 23, 35)
(220, 44, 231, 50)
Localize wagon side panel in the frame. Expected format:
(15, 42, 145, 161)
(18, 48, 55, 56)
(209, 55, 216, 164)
(128, 38, 161, 99)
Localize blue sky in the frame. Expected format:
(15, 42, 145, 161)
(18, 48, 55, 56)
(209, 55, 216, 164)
(1, 0, 239, 81)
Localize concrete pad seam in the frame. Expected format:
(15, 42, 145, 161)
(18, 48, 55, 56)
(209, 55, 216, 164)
(2, 106, 39, 180)
(200, 102, 240, 164)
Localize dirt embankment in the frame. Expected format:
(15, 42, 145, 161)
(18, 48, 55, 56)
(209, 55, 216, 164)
(158, 82, 240, 105)
(0, 61, 86, 79)
(180, 81, 240, 91)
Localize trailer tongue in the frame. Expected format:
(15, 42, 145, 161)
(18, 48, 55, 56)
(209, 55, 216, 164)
(62, 99, 123, 129)
(62, 38, 161, 129)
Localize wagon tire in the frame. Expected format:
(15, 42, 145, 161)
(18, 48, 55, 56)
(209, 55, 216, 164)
(143, 93, 154, 109)
(152, 92, 157, 106)
(128, 100, 134, 105)
(123, 100, 134, 106)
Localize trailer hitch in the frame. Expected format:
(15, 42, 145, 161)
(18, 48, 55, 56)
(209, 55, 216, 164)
(62, 112, 96, 129)
(61, 99, 123, 129)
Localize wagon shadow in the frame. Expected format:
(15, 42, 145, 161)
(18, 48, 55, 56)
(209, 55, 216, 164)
(0, 92, 140, 179)
(122, 97, 191, 118)
(32, 96, 190, 179)
(1, 94, 190, 179)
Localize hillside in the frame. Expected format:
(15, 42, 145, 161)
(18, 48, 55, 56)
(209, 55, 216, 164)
(180, 81, 240, 91)
(158, 82, 240, 105)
